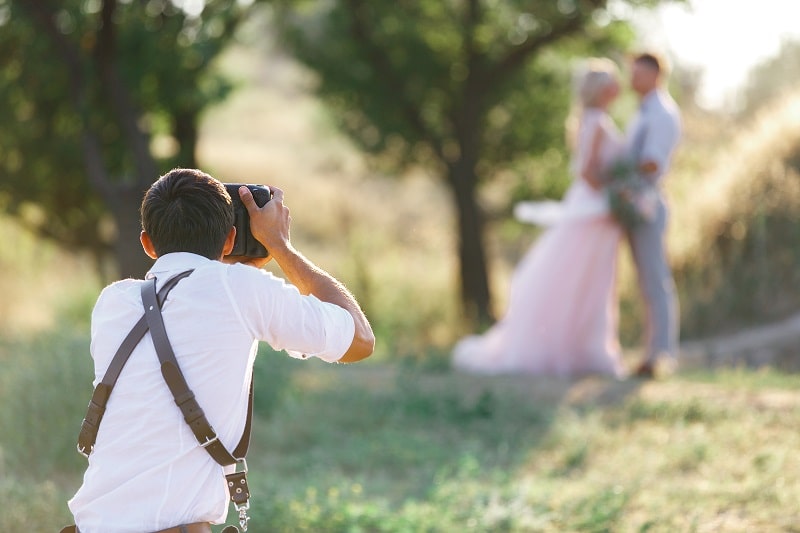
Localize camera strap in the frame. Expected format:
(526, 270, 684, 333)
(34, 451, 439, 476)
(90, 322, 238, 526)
(75, 269, 253, 532)
(140, 276, 252, 531)
(77, 269, 196, 457)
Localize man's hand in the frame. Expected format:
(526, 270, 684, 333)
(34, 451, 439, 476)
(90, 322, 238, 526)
(236, 185, 374, 362)
(639, 160, 659, 176)
(238, 185, 292, 258)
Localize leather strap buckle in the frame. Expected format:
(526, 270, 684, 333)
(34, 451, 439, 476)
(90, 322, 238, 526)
(76, 442, 91, 458)
(226, 464, 251, 532)
(199, 434, 219, 449)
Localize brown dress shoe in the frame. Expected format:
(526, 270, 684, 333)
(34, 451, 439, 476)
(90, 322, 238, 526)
(633, 357, 676, 379)
(633, 360, 655, 379)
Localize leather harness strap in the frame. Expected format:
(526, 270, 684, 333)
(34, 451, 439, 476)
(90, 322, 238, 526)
(77, 270, 195, 457)
(142, 277, 240, 466)
(140, 276, 251, 529)
(75, 270, 253, 531)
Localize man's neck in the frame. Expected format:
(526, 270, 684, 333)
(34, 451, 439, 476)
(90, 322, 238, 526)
(638, 87, 658, 103)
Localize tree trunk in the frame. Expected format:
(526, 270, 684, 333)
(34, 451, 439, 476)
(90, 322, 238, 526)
(174, 110, 198, 168)
(108, 186, 153, 280)
(448, 158, 493, 327)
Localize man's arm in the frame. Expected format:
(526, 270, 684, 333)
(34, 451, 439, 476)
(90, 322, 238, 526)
(638, 109, 680, 180)
(238, 186, 375, 363)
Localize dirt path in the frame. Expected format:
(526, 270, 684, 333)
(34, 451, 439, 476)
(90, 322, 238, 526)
(679, 311, 800, 371)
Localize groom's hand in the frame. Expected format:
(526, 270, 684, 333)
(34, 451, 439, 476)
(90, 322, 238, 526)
(638, 160, 658, 176)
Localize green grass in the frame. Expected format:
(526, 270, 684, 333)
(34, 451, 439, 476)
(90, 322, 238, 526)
(2, 328, 799, 532)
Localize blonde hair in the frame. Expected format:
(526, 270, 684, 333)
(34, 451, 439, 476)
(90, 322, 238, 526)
(565, 58, 619, 149)
(575, 57, 619, 107)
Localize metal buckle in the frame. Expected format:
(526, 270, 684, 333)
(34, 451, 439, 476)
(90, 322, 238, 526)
(77, 443, 91, 458)
(200, 434, 219, 448)
(232, 460, 250, 531)
(234, 500, 250, 531)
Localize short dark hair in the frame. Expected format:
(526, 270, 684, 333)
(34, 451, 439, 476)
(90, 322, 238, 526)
(633, 52, 663, 74)
(140, 168, 233, 259)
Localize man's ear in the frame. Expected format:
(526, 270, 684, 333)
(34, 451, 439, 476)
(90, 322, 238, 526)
(221, 227, 236, 258)
(140, 231, 158, 259)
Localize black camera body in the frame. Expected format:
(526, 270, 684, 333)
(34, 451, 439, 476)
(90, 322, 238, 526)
(224, 183, 273, 258)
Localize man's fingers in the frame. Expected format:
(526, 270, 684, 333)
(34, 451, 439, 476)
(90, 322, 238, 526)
(269, 186, 284, 204)
(239, 185, 284, 210)
(238, 186, 258, 212)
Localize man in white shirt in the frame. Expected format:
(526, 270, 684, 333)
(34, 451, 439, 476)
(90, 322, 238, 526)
(625, 53, 682, 378)
(67, 168, 375, 532)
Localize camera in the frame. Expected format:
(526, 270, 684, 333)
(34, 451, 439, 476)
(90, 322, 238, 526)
(224, 183, 273, 258)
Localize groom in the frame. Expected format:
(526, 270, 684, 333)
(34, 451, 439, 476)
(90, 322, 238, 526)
(625, 52, 681, 378)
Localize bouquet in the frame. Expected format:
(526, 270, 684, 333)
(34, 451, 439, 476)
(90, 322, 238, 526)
(603, 157, 657, 229)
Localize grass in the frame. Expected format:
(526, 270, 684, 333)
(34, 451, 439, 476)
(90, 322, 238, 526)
(0, 216, 99, 334)
(225, 360, 800, 532)
(2, 326, 799, 532)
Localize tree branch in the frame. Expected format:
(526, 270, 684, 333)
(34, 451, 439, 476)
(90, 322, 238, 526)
(484, 1, 604, 87)
(461, 0, 484, 91)
(343, 0, 446, 162)
(449, 0, 486, 166)
(194, 4, 248, 72)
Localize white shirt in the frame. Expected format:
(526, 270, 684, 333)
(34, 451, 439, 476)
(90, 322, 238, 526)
(626, 89, 681, 185)
(69, 252, 355, 533)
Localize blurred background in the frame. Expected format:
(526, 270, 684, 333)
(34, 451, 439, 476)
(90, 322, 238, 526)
(1, 0, 800, 530)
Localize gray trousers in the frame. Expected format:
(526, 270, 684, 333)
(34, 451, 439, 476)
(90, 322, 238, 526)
(626, 194, 679, 361)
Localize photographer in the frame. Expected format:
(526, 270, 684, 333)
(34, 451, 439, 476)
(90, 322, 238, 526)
(66, 168, 374, 532)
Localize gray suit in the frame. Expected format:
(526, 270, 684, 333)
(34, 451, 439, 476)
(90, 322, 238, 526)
(626, 89, 681, 361)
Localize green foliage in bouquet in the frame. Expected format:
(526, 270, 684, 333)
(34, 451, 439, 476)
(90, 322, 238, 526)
(604, 157, 656, 230)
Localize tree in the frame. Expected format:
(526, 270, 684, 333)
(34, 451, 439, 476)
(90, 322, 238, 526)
(271, 0, 666, 326)
(0, 0, 258, 279)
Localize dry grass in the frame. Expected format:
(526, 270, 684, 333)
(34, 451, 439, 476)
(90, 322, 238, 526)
(663, 91, 800, 338)
(669, 92, 800, 264)
(0, 217, 98, 337)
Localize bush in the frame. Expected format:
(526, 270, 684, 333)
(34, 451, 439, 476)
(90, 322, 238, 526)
(669, 93, 800, 338)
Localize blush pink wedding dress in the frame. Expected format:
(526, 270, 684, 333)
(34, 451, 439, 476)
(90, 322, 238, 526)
(453, 108, 625, 378)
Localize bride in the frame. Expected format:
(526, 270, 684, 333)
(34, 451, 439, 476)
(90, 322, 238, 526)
(452, 58, 626, 378)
